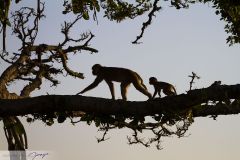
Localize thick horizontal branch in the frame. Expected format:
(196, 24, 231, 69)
(193, 102, 240, 117)
(0, 84, 240, 117)
(28, 44, 98, 54)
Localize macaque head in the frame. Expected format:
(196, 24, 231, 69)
(92, 64, 102, 75)
(149, 77, 157, 85)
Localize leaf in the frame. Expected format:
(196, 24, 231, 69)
(72, 0, 82, 14)
(6, 19, 11, 26)
(0, 0, 10, 23)
(83, 11, 89, 20)
(95, 119, 100, 127)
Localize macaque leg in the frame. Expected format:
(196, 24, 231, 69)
(133, 82, 152, 99)
(106, 81, 115, 100)
(141, 82, 148, 90)
(121, 82, 130, 101)
(163, 87, 176, 96)
(158, 91, 161, 98)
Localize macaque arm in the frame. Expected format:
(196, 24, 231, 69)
(152, 89, 157, 98)
(78, 77, 103, 94)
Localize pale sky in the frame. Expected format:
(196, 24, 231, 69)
(1, 1, 240, 160)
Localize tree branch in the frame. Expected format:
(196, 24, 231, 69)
(132, 0, 161, 44)
(0, 84, 240, 117)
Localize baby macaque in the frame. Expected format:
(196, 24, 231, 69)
(149, 77, 177, 98)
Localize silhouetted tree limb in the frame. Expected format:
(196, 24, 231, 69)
(132, 0, 161, 44)
(0, 84, 240, 117)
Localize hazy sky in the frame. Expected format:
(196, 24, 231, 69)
(1, 1, 240, 160)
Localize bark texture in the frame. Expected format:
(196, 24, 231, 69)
(1, 84, 240, 117)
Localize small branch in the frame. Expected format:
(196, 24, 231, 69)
(170, 0, 189, 9)
(63, 33, 98, 54)
(188, 72, 200, 91)
(60, 15, 83, 46)
(58, 50, 84, 79)
(20, 71, 43, 97)
(44, 74, 60, 87)
(132, 0, 161, 44)
(97, 126, 111, 143)
(16, 77, 35, 82)
(150, 129, 164, 150)
(63, 44, 98, 54)
(127, 130, 150, 147)
(0, 51, 14, 64)
(12, 4, 45, 47)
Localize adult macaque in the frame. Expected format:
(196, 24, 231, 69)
(149, 77, 177, 98)
(77, 64, 152, 101)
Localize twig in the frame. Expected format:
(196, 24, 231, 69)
(132, 0, 161, 44)
(188, 72, 200, 91)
